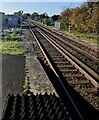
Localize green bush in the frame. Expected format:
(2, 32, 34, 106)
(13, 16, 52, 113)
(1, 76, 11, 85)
(23, 77, 30, 95)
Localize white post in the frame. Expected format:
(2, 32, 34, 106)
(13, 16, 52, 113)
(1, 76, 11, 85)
(20, 11, 23, 35)
(68, 21, 70, 32)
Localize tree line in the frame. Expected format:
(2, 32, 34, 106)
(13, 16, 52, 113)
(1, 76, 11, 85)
(21, 12, 59, 26)
(14, 2, 99, 34)
(60, 2, 99, 33)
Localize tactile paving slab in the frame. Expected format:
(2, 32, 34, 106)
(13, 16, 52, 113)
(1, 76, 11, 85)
(2, 93, 72, 120)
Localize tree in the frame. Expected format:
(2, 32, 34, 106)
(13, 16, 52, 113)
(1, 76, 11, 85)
(40, 12, 49, 19)
(61, 2, 99, 33)
(51, 15, 60, 21)
(31, 12, 39, 20)
(60, 8, 71, 31)
(14, 11, 23, 17)
(23, 13, 30, 19)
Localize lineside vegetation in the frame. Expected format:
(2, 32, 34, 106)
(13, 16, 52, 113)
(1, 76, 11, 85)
(61, 2, 99, 45)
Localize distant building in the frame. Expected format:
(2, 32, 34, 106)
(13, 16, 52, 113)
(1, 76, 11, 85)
(0, 13, 20, 31)
(7, 15, 19, 27)
(0, 12, 19, 29)
(0, 12, 5, 31)
(55, 21, 60, 30)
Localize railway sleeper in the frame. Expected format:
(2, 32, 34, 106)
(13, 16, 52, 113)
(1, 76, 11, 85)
(54, 61, 70, 64)
(63, 74, 82, 78)
(68, 80, 90, 85)
(73, 83, 95, 89)
(76, 88, 98, 93)
(56, 63, 72, 66)
(53, 58, 68, 62)
(51, 56, 64, 58)
(47, 49, 58, 52)
(59, 67, 76, 71)
(61, 70, 79, 74)
(60, 69, 77, 72)
(48, 53, 61, 56)
(57, 64, 74, 68)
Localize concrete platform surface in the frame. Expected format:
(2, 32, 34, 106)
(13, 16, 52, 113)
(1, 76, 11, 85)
(26, 55, 57, 95)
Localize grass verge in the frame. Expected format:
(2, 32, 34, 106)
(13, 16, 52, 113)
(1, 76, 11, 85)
(65, 31, 98, 45)
(0, 40, 27, 55)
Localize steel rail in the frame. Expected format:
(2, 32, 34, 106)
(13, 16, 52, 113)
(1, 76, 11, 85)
(39, 26, 98, 62)
(32, 20, 98, 53)
(36, 28, 99, 89)
(29, 21, 99, 87)
(28, 24, 84, 120)
(31, 21, 99, 82)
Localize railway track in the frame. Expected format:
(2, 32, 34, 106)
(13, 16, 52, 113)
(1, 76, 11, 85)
(27, 21, 99, 119)
(31, 20, 98, 58)
(32, 21, 99, 77)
